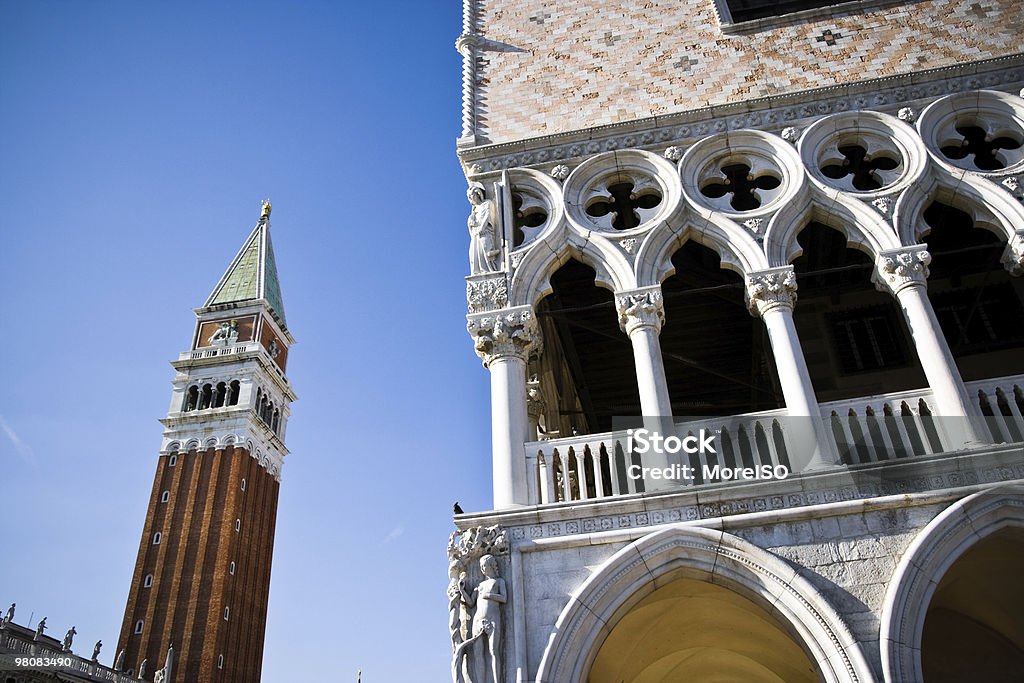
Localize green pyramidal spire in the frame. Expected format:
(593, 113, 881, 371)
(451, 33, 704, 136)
(205, 200, 287, 327)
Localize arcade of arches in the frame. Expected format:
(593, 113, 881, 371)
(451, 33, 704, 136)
(529, 201, 1024, 440)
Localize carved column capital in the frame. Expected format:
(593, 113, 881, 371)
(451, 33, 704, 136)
(746, 266, 798, 317)
(872, 246, 932, 295)
(615, 286, 665, 336)
(467, 306, 541, 367)
(1002, 229, 1024, 276)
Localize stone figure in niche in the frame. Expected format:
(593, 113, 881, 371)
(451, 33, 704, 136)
(453, 554, 506, 683)
(62, 625, 76, 651)
(34, 616, 46, 640)
(267, 338, 281, 359)
(208, 320, 239, 346)
(92, 640, 102, 662)
(467, 182, 500, 274)
(448, 559, 467, 652)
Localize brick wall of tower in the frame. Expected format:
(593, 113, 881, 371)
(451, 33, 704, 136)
(469, 0, 1024, 144)
(117, 446, 280, 683)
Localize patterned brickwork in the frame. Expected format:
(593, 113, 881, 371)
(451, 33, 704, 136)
(469, 0, 1024, 144)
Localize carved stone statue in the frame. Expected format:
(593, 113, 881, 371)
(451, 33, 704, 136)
(261, 199, 272, 220)
(453, 554, 506, 683)
(62, 625, 76, 651)
(92, 640, 102, 662)
(448, 559, 466, 652)
(34, 616, 46, 641)
(1, 602, 13, 625)
(467, 182, 500, 274)
(208, 320, 240, 346)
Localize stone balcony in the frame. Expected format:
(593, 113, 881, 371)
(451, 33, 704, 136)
(521, 374, 1024, 508)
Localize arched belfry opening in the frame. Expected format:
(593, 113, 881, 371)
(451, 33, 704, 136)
(920, 527, 1024, 682)
(660, 240, 783, 415)
(791, 222, 926, 403)
(588, 577, 818, 683)
(534, 259, 640, 434)
(920, 201, 1024, 382)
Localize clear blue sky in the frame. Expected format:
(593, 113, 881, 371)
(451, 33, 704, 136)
(0, 2, 494, 680)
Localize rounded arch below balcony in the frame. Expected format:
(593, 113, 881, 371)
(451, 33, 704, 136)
(535, 525, 873, 683)
(880, 486, 1024, 683)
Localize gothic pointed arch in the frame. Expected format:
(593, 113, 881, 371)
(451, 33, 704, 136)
(880, 486, 1024, 683)
(636, 214, 769, 287)
(534, 524, 874, 683)
(765, 189, 901, 267)
(509, 230, 634, 307)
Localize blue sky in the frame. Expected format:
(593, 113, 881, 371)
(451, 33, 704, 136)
(0, 1, 493, 679)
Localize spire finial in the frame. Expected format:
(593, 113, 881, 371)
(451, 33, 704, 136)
(260, 198, 272, 221)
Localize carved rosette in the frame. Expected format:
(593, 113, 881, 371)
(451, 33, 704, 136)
(746, 267, 798, 317)
(466, 275, 509, 313)
(1002, 230, 1024, 276)
(615, 286, 665, 335)
(467, 306, 542, 366)
(872, 246, 932, 294)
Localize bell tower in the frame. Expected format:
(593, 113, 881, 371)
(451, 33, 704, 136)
(117, 201, 296, 683)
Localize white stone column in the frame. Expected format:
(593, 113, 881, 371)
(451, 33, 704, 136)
(468, 306, 541, 509)
(747, 267, 838, 469)
(615, 286, 673, 419)
(616, 286, 674, 486)
(872, 246, 982, 448)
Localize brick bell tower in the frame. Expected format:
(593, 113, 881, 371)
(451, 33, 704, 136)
(117, 200, 296, 683)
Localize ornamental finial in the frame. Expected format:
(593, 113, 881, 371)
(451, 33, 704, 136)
(260, 198, 272, 220)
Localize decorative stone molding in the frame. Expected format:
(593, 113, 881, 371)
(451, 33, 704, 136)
(917, 89, 1024, 176)
(664, 145, 683, 161)
(457, 57, 1024, 173)
(467, 306, 541, 366)
(872, 246, 932, 294)
(615, 286, 665, 335)
(1001, 175, 1023, 202)
(618, 237, 639, 254)
(746, 266, 797, 316)
(1002, 229, 1024, 275)
(781, 126, 800, 143)
(466, 274, 508, 313)
(526, 376, 546, 421)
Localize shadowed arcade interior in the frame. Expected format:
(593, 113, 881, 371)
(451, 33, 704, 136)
(921, 527, 1024, 683)
(587, 577, 818, 683)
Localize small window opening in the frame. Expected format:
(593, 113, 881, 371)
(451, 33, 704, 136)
(168, 454, 177, 467)
(235, 519, 241, 532)
(143, 574, 153, 588)
(152, 532, 162, 545)
(240, 478, 247, 492)
(160, 490, 170, 503)
(134, 619, 144, 634)
(224, 606, 230, 621)
(229, 561, 236, 575)
(217, 654, 224, 669)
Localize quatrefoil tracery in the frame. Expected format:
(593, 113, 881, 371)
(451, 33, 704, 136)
(699, 162, 782, 211)
(820, 143, 901, 192)
(939, 124, 1023, 171)
(584, 179, 663, 230)
(511, 190, 549, 248)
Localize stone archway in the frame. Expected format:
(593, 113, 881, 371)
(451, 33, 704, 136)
(534, 525, 874, 683)
(880, 486, 1024, 682)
